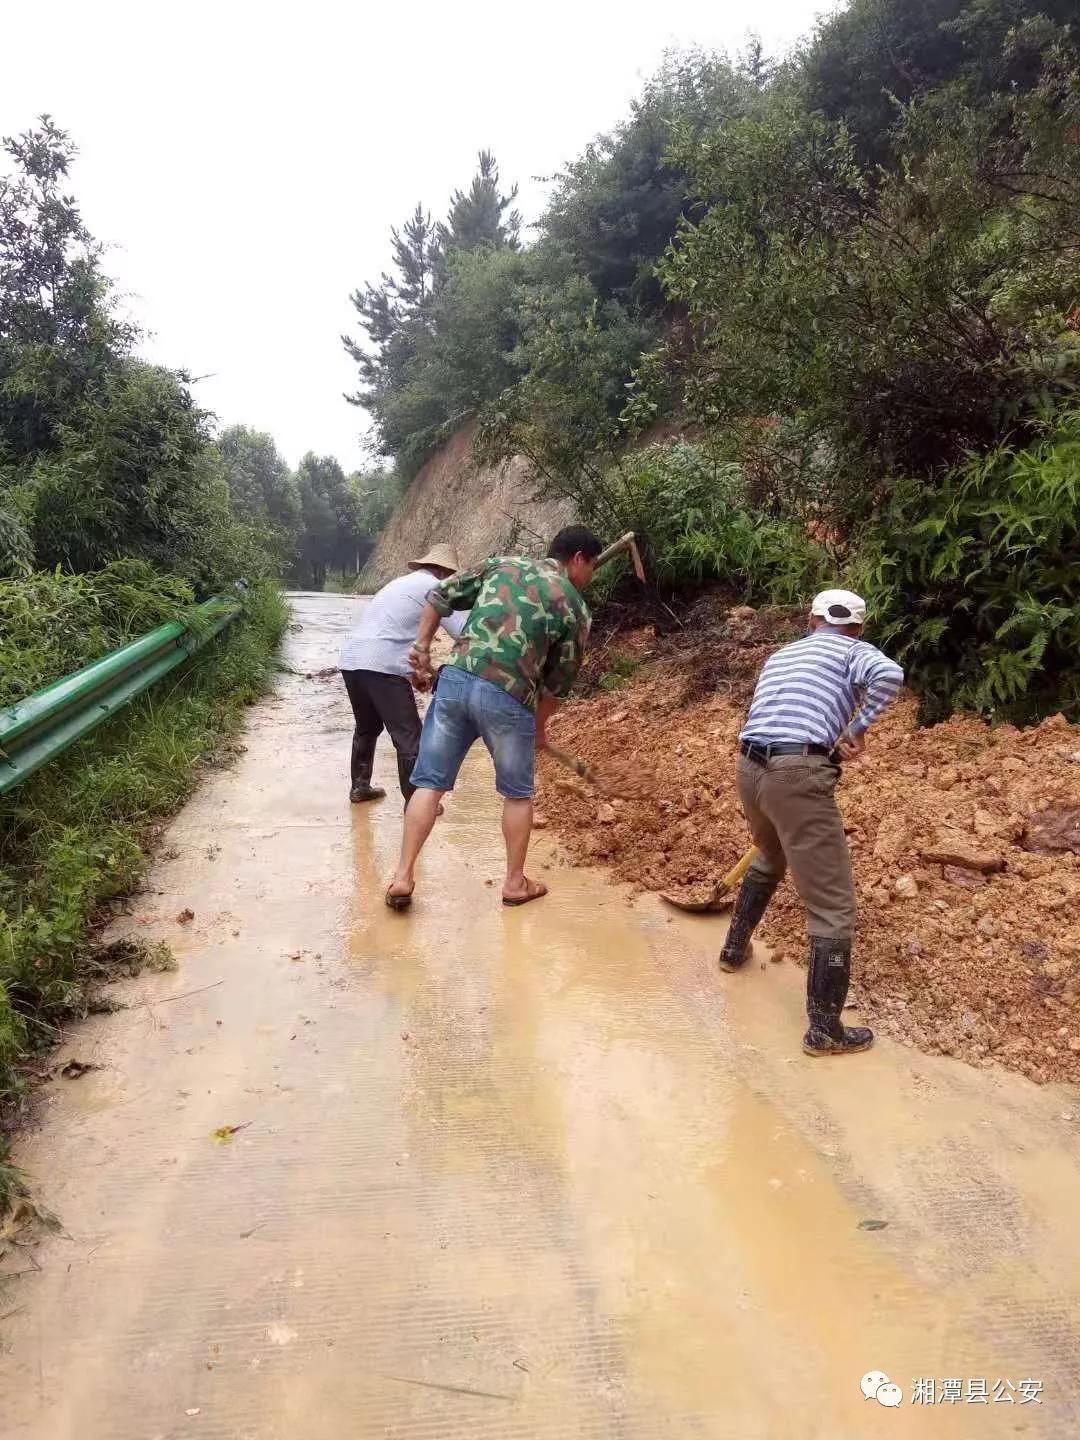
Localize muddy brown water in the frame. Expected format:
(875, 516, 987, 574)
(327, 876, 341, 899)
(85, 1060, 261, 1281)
(2, 593, 1079, 1438)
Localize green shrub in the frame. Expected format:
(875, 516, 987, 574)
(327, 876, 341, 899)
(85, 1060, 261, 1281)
(858, 406, 1080, 723)
(475, 262, 658, 505)
(656, 61, 1080, 530)
(0, 560, 195, 709)
(573, 440, 831, 601)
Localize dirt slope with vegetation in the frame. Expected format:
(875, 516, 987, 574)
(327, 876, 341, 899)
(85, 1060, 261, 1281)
(361, 424, 576, 586)
(539, 603, 1080, 1087)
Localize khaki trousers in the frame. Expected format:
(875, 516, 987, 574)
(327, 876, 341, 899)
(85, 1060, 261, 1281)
(735, 752, 856, 940)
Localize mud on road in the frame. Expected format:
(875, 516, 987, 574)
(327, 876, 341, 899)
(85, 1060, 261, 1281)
(2, 594, 1080, 1439)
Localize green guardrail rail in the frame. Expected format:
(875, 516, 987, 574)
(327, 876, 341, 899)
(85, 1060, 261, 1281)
(0, 597, 240, 796)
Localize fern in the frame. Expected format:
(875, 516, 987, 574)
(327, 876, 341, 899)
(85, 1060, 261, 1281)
(858, 404, 1080, 722)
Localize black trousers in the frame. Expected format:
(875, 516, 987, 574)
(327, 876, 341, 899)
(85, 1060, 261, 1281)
(340, 669, 422, 803)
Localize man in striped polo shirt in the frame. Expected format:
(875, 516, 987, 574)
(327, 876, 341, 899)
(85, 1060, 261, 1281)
(721, 588, 904, 1057)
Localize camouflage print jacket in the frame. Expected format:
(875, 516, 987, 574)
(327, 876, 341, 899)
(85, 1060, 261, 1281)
(427, 555, 591, 710)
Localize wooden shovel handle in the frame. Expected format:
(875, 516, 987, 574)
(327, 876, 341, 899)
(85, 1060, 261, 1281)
(720, 846, 759, 892)
(595, 531, 646, 582)
(543, 741, 598, 785)
(595, 532, 636, 568)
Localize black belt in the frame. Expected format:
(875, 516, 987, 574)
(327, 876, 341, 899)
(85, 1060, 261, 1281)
(740, 740, 835, 765)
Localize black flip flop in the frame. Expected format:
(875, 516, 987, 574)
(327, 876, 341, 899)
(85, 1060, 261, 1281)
(502, 881, 548, 908)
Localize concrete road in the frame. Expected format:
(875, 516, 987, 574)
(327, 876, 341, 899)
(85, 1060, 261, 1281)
(2, 592, 1079, 1438)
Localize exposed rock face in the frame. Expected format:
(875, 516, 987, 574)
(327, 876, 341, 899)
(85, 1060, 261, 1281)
(363, 424, 577, 586)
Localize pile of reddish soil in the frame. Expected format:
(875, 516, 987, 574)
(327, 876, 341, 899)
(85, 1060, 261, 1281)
(538, 612, 1080, 1085)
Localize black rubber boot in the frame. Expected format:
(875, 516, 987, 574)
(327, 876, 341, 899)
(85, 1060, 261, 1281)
(803, 936, 874, 1056)
(718, 873, 780, 973)
(350, 784, 386, 803)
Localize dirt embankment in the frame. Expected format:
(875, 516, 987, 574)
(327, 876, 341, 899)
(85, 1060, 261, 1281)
(363, 425, 576, 587)
(538, 602, 1080, 1086)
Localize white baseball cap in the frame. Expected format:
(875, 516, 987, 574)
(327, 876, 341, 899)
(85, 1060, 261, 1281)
(811, 588, 867, 626)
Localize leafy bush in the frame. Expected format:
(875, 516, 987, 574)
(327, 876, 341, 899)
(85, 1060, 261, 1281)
(475, 262, 658, 507)
(0, 577, 287, 1106)
(858, 407, 1080, 724)
(0, 560, 195, 708)
(548, 439, 831, 600)
(656, 56, 1080, 528)
(802, 0, 1077, 166)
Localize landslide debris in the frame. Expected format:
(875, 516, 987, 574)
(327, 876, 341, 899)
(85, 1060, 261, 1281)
(539, 607, 1080, 1085)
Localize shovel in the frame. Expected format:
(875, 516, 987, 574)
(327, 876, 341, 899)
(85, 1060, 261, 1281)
(541, 742, 649, 800)
(660, 846, 760, 913)
(543, 741, 602, 786)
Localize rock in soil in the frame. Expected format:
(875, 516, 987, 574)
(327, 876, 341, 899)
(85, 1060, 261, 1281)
(920, 830, 1004, 873)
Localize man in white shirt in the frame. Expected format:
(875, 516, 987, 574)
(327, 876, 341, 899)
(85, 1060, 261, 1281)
(339, 544, 465, 804)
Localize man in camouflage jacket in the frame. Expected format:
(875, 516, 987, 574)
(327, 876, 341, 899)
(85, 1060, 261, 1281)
(385, 525, 602, 910)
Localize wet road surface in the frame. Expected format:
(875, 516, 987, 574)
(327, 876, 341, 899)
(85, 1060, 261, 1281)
(2, 592, 1080, 1438)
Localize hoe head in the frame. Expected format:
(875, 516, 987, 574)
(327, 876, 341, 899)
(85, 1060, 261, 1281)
(596, 531, 647, 583)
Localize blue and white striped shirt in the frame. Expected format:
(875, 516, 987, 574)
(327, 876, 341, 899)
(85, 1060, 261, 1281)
(740, 629, 904, 747)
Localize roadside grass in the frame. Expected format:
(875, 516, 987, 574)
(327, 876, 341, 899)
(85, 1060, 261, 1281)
(0, 581, 287, 1187)
(0, 1146, 27, 1218)
(0, 1153, 58, 1239)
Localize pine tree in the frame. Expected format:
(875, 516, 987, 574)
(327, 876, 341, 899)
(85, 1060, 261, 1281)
(388, 204, 442, 310)
(440, 151, 521, 254)
(343, 204, 440, 401)
(342, 153, 523, 461)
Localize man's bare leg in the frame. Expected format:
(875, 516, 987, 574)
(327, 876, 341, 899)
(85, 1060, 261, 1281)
(387, 787, 445, 899)
(501, 797, 547, 903)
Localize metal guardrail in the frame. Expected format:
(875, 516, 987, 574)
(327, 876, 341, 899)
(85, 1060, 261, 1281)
(0, 597, 240, 795)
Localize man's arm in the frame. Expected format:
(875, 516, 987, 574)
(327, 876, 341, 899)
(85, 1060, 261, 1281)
(535, 694, 560, 749)
(849, 649, 905, 736)
(838, 646, 904, 756)
(536, 611, 590, 742)
(428, 563, 486, 616)
(410, 563, 487, 689)
(408, 602, 443, 690)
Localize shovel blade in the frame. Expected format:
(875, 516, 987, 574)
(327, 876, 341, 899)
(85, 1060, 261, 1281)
(661, 846, 760, 911)
(660, 888, 736, 914)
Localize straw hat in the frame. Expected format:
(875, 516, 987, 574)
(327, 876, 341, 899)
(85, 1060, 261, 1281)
(408, 543, 460, 574)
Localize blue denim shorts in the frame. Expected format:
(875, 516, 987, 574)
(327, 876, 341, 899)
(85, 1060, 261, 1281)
(410, 665, 536, 799)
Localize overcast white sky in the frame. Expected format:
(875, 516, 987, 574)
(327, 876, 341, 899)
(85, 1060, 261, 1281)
(5, 0, 831, 472)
